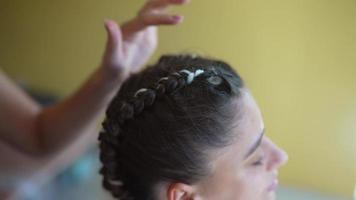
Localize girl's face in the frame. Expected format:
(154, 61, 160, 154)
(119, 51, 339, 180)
(195, 89, 289, 200)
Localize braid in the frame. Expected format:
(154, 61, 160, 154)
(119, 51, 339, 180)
(98, 70, 193, 199)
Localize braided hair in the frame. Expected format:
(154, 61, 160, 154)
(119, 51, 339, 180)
(98, 54, 245, 200)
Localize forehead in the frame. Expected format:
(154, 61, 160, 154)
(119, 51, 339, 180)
(239, 90, 264, 136)
(217, 89, 265, 162)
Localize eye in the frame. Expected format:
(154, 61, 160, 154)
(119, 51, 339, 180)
(251, 155, 265, 166)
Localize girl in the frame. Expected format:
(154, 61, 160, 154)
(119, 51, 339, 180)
(99, 7, 288, 200)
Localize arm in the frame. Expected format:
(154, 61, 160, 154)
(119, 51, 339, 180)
(0, 66, 121, 156)
(0, 0, 189, 157)
(35, 67, 122, 155)
(0, 71, 42, 154)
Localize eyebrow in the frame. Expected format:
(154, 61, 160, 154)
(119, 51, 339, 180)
(244, 129, 265, 160)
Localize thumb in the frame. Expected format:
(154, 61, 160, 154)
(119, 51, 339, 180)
(103, 19, 123, 60)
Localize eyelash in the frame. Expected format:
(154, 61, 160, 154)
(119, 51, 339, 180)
(252, 156, 265, 166)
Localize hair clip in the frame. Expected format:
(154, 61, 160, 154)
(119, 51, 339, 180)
(134, 88, 148, 98)
(157, 77, 169, 84)
(179, 69, 205, 84)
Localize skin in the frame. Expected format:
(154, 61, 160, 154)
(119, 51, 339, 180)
(0, 0, 190, 198)
(166, 89, 289, 200)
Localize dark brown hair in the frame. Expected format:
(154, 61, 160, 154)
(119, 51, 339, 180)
(98, 54, 245, 200)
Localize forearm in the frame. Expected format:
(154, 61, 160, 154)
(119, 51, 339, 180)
(35, 67, 123, 155)
(0, 72, 42, 154)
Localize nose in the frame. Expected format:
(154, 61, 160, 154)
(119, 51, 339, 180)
(265, 138, 289, 171)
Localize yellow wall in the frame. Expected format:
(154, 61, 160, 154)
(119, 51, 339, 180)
(1, 0, 355, 198)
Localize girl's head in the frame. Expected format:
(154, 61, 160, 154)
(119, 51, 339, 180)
(99, 54, 288, 200)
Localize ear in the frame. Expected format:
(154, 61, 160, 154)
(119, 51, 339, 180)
(167, 182, 195, 200)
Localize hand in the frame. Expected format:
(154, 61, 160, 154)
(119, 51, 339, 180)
(100, 0, 190, 81)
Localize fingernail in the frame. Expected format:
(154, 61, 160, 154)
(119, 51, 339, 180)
(171, 0, 190, 4)
(171, 15, 183, 22)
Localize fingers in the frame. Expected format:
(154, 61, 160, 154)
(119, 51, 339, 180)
(144, 0, 190, 11)
(141, 13, 184, 26)
(104, 20, 123, 49)
(122, 0, 189, 35)
(142, 0, 190, 23)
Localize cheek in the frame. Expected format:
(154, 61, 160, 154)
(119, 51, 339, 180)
(202, 168, 267, 200)
(233, 169, 267, 200)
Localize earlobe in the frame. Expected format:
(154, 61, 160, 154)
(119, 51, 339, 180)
(167, 183, 195, 200)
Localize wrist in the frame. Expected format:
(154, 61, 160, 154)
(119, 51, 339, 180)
(95, 66, 127, 93)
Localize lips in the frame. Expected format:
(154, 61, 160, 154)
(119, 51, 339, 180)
(267, 179, 279, 192)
